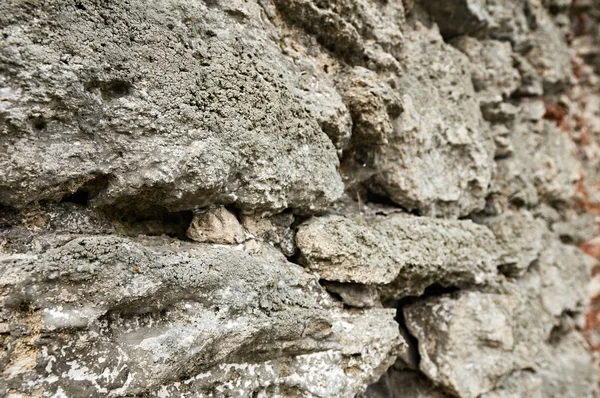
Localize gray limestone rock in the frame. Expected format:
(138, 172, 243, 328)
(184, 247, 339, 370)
(361, 369, 449, 398)
(423, 0, 572, 93)
(494, 119, 580, 207)
(367, 25, 494, 218)
(419, 0, 496, 38)
(0, 202, 118, 255)
(322, 282, 380, 309)
(520, 0, 573, 93)
(404, 291, 518, 398)
(537, 239, 594, 318)
(478, 210, 546, 275)
(0, 235, 403, 397)
(404, 238, 595, 398)
(480, 371, 543, 398)
(337, 67, 402, 162)
(296, 214, 502, 297)
(536, 331, 598, 398)
(295, 214, 399, 285)
(490, 124, 514, 158)
(520, 100, 547, 122)
(0, 0, 596, 396)
(271, 0, 406, 68)
(241, 212, 297, 257)
(451, 37, 521, 105)
(0, 0, 344, 214)
(513, 54, 545, 97)
(552, 212, 599, 244)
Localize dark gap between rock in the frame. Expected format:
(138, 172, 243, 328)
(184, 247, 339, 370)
(60, 174, 112, 206)
(113, 206, 194, 240)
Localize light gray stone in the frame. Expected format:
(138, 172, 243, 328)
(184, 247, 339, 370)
(480, 371, 543, 398)
(404, 291, 518, 398)
(322, 282, 380, 309)
(337, 66, 402, 152)
(0, 235, 403, 397)
(552, 213, 599, 244)
(403, 238, 595, 398)
(361, 369, 449, 398)
(419, 0, 496, 38)
(494, 119, 580, 207)
(0, 0, 344, 214)
(452, 37, 521, 104)
(295, 214, 398, 285)
(271, 0, 406, 68)
(537, 239, 594, 317)
(367, 25, 494, 218)
(536, 331, 598, 398)
(0, 0, 596, 396)
(478, 210, 545, 275)
(241, 212, 297, 257)
(521, 0, 573, 93)
(296, 214, 502, 297)
(423, 0, 572, 92)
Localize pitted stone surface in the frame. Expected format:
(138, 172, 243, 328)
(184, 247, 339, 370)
(0, 0, 344, 214)
(366, 26, 494, 218)
(477, 210, 545, 275)
(451, 37, 521, 105)
(423, 0, 572, 92)
(296, 214, 502, 296)
(404, 291, 517, 398)
(0, 235, 402, 397)
(361, 370, 449, 398)
(404, 238, 596, 398)
(480, 372, 543, 398)
(494, 119, 580, 207)
(1, 0, 598, 396)
(272, 0, 406, 68)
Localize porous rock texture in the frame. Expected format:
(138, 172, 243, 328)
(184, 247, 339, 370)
(1, 0, 600, 397)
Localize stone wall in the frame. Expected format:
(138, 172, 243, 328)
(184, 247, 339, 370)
(1, 0, 599, 397)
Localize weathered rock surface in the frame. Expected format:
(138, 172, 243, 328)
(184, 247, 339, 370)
(1, 0, 599, 396)
(187, 207, 245, 245)
(296, 214, 502, 296)
(451, 37, 521, 105)
(322, 281, 380, 309)
(423, 0, 571, 92)
(536, 331, 598, 398)
(404, 239, 595, 398)
(405, 291, 517, 398)
(365, 26, 494, 218)
(551, 212, 599, 244)
(0, 234, 402, 396)
(494, 118, 580, 207)
(241, 212, 297, 257)
(480, 371, 543, 398)
(478, 210, 545, 275)
(271, 0, 406, 68)
(0, 0, 344, 214)
(361, 369, 448, 398)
